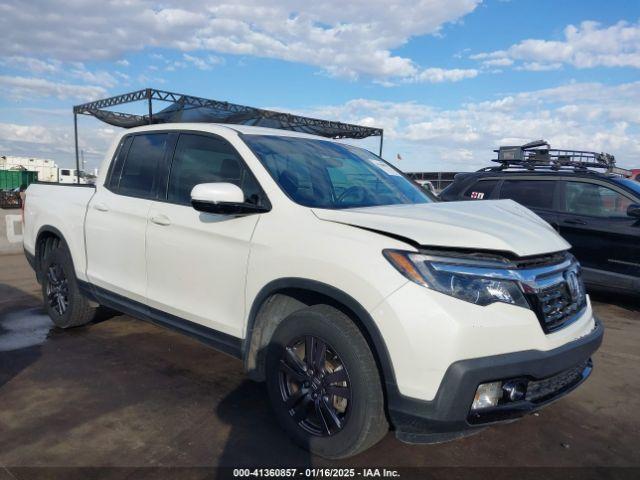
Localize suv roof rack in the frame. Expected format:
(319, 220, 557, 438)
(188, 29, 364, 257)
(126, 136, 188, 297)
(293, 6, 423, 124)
(478, 139, 632, 177)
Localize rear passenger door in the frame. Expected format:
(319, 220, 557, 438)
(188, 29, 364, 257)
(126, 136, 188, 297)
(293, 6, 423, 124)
(145, 132, 269, 337)
(86, 133, 168, 303)
(497, 179, 560, 229)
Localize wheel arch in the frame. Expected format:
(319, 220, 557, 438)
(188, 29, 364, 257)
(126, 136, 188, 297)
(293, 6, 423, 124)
(243, 278, 398, 401)
(34, 225, 69, 282)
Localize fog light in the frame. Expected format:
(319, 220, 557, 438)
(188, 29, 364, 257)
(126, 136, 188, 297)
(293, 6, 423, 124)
(471, 381, 503, 410)
(503, 380, 527, 401)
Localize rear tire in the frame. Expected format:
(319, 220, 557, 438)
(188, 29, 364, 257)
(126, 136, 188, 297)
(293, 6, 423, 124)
(40, 240, 95, 329)
(265, 304, 388, 459)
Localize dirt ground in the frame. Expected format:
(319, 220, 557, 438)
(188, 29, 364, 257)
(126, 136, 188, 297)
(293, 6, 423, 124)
(1, 253, 639, 479)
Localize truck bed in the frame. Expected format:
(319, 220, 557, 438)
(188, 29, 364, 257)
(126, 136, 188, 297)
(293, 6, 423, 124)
(23, 183, 96, 282)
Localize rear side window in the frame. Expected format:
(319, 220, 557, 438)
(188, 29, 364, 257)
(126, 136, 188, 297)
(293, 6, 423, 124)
(463, 179, 498, 200)
(167, 134, 264, 206)
(106, 136, 132, 191)
(499, 180, 555, 210)
(118, 133, 167, 197)
(564, 182, 633, 217)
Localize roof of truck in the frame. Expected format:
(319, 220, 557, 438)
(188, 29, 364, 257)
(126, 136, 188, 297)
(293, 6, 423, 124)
(123, 122, 341, 141)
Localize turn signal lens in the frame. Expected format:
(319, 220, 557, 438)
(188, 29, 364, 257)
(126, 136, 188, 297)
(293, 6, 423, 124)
(383, 250, 429, 287)
(471, 382, 503, 410)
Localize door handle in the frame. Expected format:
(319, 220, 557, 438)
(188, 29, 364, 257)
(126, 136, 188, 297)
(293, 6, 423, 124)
(93, 203, 109, 212)
(150, 215, 171, 226)
(564, 218, 587, 225)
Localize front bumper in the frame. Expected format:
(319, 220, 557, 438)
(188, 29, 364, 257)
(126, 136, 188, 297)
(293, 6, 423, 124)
(388, 318, 603, 443)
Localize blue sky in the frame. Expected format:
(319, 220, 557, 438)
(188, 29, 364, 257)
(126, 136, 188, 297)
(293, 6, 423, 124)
(1, 0, 639, 171)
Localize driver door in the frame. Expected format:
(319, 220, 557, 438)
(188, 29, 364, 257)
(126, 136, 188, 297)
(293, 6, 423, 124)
(558, 180, 639, 283)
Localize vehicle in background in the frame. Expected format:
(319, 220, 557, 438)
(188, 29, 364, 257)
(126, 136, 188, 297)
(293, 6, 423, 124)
(440, 140, 640, 295)
(415, 179, 437, 196)
(406, 171, 458, 193)
(631, 169, 640, 182)
(23, 126, 601, 458)
(58, 168, 88, 184)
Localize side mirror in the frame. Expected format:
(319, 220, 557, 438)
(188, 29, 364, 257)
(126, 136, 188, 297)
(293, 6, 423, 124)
(190, 183, 269, 215)
(627, 203, 640, 218)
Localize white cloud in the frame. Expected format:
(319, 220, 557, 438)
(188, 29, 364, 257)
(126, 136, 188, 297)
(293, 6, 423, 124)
(305, 81, 640, 170)
(0, 120, 116, 166)
(0, 76, 106, 101)
(116, 59, 130, 67)
(0, 56, 61, 74)
(0, 0, 481, 83)
(517, 62, 562, 72)
(182, 54, 225, 70)
(409, 67, 478, 84)
(69, 66, 119, 87)
(481, 58, 513, 67)
(472, 20, 640, 71)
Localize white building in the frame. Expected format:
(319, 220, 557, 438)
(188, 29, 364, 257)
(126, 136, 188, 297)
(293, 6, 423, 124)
(0, 155, 60, 182)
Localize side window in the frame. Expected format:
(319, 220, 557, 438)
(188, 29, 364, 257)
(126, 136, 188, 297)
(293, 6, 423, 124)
(167, 134, 264, 206)
(463, 179, 498, 200)
(118, 133, 167, 197)
(564, 182, 633, 217)
(106, 136, 132, 191)
(499, 180, 555, 209)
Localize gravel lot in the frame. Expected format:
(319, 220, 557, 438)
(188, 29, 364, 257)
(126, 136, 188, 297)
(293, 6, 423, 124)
(1, 253, 639, 478)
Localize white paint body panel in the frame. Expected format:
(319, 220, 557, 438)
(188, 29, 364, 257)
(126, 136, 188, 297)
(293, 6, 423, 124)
(23, 183, 95, 281)
(145, 201, 258, 337)
(312, 200, 569, 257)
(22, 123, 596, 403)
(85, 189, 151, 302)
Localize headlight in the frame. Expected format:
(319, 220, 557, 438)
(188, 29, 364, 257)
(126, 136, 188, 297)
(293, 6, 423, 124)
(383, 250, 529, 308)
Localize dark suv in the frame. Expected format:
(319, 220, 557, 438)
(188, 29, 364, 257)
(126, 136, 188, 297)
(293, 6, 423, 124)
(440, 142, 640, 295)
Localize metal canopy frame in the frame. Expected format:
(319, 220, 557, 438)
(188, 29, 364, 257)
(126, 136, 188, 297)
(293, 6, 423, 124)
(73, 88, 384, 183)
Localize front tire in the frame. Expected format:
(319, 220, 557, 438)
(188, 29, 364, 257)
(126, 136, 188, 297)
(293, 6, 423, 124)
(40, 240, 95, 329)
(265, 304, 388, 459)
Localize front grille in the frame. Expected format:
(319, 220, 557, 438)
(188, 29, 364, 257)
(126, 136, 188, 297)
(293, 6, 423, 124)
(531, 278, 586, 333)
(526, 360, 590, 403)
(513, 251, 569, 269)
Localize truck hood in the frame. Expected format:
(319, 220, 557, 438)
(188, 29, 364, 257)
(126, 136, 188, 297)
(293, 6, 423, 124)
(312, 200, 570, 257)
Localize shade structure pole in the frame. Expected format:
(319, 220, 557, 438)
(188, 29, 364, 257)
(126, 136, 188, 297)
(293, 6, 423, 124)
(147, 88, 153, 124)
(379, 131, 384, 157)
(74, 112, 80, 184)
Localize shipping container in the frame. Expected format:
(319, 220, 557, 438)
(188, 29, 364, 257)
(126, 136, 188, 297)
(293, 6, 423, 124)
(0, 170, 39, 191)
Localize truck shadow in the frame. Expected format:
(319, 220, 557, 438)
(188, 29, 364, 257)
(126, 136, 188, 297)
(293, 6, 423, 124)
(216, 380, 313, 468)
(589, 290, 640, 312)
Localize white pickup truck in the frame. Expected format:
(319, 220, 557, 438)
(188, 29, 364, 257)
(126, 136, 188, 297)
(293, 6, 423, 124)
(23, 124, 603, 458)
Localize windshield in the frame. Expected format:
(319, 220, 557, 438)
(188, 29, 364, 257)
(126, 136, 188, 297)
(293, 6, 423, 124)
(244, 135, 433, 209)
(613, 178, 640, 197)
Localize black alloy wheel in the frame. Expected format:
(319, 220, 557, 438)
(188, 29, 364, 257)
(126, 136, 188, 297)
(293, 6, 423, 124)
(40, 239, 96, 328)
(278, 335, 351, 437)
(266, 304, 388, 458)
(46, 263, 69, 315)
